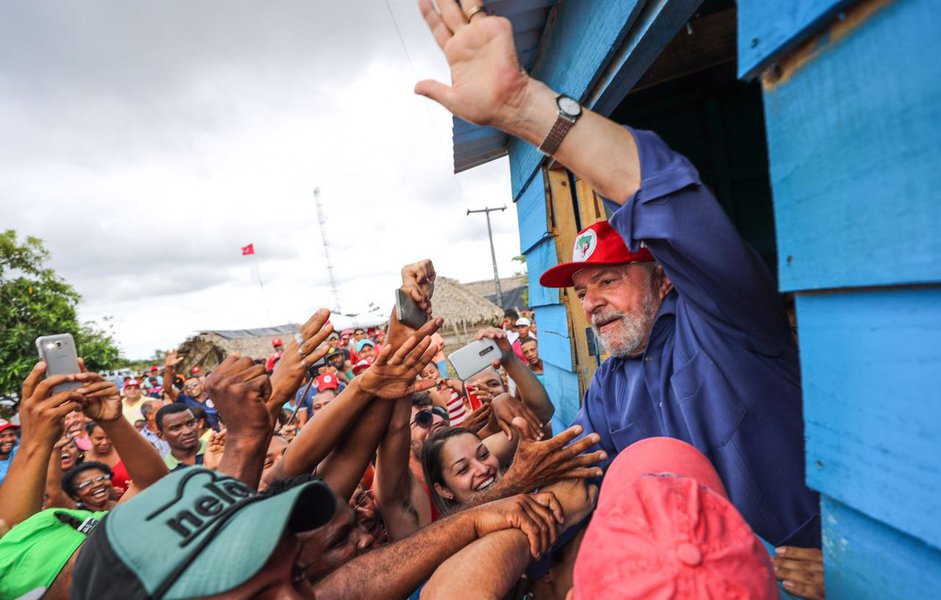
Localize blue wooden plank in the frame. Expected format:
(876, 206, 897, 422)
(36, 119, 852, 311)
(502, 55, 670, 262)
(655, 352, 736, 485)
(541, 361, 581, 428)
(507, 0, 647, 198)
(736, 0, 856, 79)
(532, 304, 572, 370)
(797, 287, 941, 549)
(821, 496, 941, 599)
(524, 237, 560, 308)
(763, 0, 941, 291)
(516, 175, 549, 254)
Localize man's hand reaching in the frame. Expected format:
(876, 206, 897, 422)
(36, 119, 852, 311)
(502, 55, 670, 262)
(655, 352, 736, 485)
(205, 356, 273, 437)
(75, 375, 123, 422)
(501, 423, 605, 494)
(400, 259, 437, 317)
(470, 492, 564, 559)
(269, 308, 334, 415)
(359, 318, 443, 399)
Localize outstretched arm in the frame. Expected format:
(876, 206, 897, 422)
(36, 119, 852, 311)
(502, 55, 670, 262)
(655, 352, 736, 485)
(415, 0, 641, 204)
(0, 364, 84, 526)
(374, 395, 422, 540)
(315, 492, 563, 600)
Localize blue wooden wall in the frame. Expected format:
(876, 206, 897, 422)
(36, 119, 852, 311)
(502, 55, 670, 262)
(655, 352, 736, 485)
(740, 0, 941, 595)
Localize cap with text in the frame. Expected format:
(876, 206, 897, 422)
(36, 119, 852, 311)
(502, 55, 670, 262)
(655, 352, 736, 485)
(539, 220, 653, 288)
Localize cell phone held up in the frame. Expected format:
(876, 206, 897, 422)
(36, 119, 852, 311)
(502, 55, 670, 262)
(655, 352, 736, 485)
(448, 338, 501, 381)
(35, 333, 82, 393)
(395, 288, 429, 330)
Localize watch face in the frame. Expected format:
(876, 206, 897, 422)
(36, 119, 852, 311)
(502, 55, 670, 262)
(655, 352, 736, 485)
(558, 96, 581, 117)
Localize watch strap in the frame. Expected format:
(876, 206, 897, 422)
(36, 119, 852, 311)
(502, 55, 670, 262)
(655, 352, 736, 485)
(538, 114, 576, 156)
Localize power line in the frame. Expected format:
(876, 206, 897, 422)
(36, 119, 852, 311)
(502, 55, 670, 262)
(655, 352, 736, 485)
(467, 205, 507, 308)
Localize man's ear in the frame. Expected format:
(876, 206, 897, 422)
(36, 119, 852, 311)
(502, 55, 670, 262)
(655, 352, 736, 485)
(655, 265, 673, 300)
(157, 431, 166, 441)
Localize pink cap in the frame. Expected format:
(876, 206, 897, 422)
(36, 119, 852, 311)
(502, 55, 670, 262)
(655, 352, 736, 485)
(572, 438, 777, 600)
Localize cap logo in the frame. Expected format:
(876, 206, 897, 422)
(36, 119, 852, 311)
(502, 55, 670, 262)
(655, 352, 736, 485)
(573, 230, 598, 262)
(147, 470, 255, 546)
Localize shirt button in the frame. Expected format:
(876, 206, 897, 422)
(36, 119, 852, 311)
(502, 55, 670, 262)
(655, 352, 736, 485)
(677, 543, 702, 566)
(644, 356, 653, 363)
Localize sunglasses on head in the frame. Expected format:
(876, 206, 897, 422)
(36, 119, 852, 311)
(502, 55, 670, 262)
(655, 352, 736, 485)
(412, 406, 449, 428)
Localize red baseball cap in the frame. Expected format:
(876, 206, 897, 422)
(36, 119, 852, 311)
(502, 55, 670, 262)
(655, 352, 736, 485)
(272, 338, 283, 347)
(190, 366, 201, 375)
(539, 220, 653, 288)
(316, 373, 339, 391)
(124, 379, 141, 388)
(572, 437, 776, 600)
(0, 418, 20, 433)
(149, 365, 158, 372)
(351, 359, 371, 375)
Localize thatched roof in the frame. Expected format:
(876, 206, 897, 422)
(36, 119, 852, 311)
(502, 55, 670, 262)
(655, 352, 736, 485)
(177, 324, 299, 372)
(433, 277, 503, 336)
(461, 275, 529, 311)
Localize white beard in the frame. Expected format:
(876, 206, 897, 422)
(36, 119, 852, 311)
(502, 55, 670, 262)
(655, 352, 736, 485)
(591, 291, 659, 359)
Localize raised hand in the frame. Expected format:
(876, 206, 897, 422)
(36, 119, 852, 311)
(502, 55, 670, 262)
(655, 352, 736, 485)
(203, 430, 226, 471)
(490, 393, 543, 441)
(470, 491, 564, 559)
(461, 402, 492, 433)
(19, 362, 86, 447)
(473, 327, 513, 367)
(358, 318, 443, 399)
(415, 0, 530, 130)
(400, 259, 437, 316)
(269, 308, 334, 411)
(774, 547, 825, 599)
(75, 375, 123, 422)
(205, 355, 273, 436)
(164, 349, 183, 370)
(502, 424, 605, 493)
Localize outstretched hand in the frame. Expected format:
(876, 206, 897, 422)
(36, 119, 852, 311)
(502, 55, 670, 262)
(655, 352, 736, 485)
(400, 259, 437, 317)
(359, 318, 444, 399)
(490, 393, 543, 441)
(19, 362, 86, 447)
(471, 491, 564, 559)
(75, 374, 123, 422)
(270, 308, 334, 408)
(205, 355, 273, 436)
(502, 424, 605, 493)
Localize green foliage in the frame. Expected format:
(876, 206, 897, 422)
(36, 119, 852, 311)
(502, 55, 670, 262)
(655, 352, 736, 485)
(0, 230, 124, 394)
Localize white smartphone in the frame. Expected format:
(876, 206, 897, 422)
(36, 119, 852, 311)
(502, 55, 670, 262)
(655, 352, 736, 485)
(448, 338, 501, 381)
(35, 333, 82, 393)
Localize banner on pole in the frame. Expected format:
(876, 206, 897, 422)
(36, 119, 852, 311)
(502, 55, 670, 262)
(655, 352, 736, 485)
(241, 243, 255, 256)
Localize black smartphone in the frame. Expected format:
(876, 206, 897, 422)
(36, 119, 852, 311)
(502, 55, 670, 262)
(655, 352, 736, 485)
(395, 289, 429, 329)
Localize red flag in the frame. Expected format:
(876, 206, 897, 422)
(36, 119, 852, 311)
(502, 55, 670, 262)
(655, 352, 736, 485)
(241, 243, 255, 256)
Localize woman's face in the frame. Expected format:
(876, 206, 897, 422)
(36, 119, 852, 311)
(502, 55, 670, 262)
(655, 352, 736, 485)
(89, 426, 112, 455)
(72, 468, 114, 510)
(434, 433, 501, 506)
(57, 436, 81, 470)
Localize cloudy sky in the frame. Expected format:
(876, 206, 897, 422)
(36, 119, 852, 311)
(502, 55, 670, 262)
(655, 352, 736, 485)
(0, 0, 522, 359)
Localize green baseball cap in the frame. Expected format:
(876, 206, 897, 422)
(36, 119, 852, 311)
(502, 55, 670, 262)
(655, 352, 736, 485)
(0, 508, 107, 598)
(71, 467, 335, 599)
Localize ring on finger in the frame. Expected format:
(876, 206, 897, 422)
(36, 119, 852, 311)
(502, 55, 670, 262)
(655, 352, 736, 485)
(464, 5, 488, 21)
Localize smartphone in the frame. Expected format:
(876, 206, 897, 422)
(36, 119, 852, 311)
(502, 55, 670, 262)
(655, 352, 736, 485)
(35, 333, 82, 393)
(448, 338, 501, 381)
(395, 288, 429, 329)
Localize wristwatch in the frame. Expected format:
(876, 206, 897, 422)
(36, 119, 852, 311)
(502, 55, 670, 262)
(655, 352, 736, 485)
(538, 95, 582, 156)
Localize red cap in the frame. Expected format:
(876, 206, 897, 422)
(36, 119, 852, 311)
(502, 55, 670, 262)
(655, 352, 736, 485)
(190, 366, 201, 375)
(124, 379, 141, 388)
(316, 373, 339, 391)
(539, 221, 653, 288)
(149, 365, 158, 372)
(272, 338, 283, 347)
(0, 418, 20, 433)
(572, 438, 776, 600)
(352, 359, 371, 375)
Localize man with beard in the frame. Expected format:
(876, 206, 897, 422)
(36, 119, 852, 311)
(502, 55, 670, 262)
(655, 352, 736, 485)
(155, 404, 205, 471)
(0, 419, 20, 486)
(414, 0, 818, 550)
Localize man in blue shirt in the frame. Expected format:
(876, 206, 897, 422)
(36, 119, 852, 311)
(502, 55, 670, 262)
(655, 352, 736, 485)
(412, 1, 819, 550)
(537, 128, 819, 547)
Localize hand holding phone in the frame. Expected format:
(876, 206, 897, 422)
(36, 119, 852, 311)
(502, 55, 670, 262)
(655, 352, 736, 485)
(395, 288, 430, 329)
(35, 334, 82, 394)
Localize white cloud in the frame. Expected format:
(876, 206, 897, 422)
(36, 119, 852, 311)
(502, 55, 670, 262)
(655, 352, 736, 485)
(1, 0, 523, 358)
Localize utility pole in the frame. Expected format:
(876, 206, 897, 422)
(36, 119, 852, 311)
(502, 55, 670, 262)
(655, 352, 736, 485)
(467, 206, 507, 308)
(313, 187, 342, 313)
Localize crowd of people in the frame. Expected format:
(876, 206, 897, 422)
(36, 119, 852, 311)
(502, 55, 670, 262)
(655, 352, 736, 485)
(0, 1, 828, 598)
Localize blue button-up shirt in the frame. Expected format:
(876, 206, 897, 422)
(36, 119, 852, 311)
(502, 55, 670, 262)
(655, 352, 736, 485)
(573, 128, 820, 547)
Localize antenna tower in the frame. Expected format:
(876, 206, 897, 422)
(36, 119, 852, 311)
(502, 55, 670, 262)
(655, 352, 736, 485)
(313, 187, 342, 312)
